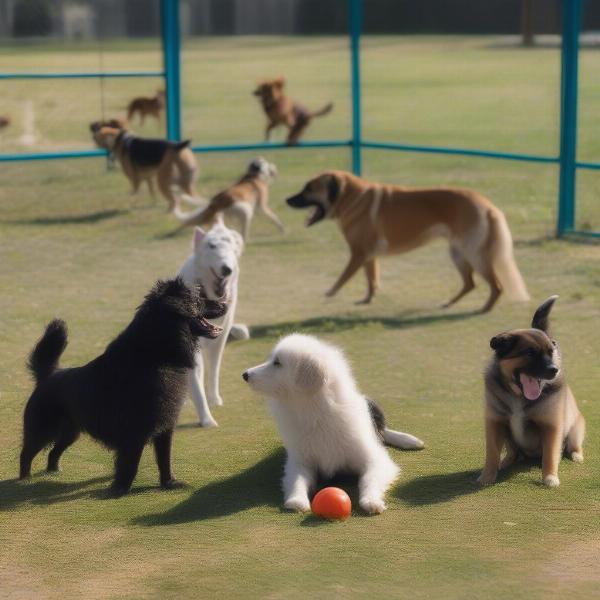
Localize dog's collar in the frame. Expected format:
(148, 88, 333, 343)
(116, 129, 134, 150)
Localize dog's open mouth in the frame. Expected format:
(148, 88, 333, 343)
(305, 204, 325, 227)
(196, 317, 223, 339)
(515, 372, 543, 401)
(286, 195, 325, 227)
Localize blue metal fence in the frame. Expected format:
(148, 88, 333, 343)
(0, 0, 598, 237)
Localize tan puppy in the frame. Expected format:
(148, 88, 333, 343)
(479, 296, 585, 487)
(93, 126, 198, 212)
(127, 89, 165, 126)
(253, 77, 333, 145)
(286, 170, 529, 311)
(175, 157, 283, 240)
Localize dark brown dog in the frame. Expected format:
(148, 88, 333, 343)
(253, 77, 333, 145)
(479, 295, 585, 487)
(0, 116, 10, 129)
(127, 89, 165, 126)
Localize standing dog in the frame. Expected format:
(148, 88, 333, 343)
(93, 126, 198, 212)
(242, 334, 424, 514)
(286, 171, 529, 312)
(478, 296, 585, 487)
(178, 220, 246, 427)
(19, 279, 226, 495)
(175, 157, 283, 241)
(127, 89, 165, 126)
(253, 77, 333, 145)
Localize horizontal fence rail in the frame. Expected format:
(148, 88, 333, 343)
(0, 71, 163, 80)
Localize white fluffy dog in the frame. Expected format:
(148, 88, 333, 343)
(178, 218, 248, 427)
(242, 334, 424, 514)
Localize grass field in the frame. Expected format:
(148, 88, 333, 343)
(1, 36, 599, 599)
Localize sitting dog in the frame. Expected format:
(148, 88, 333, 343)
(175, 157, 283, 241)
(19, 279, 226, 495)
(253, 77, 333, 145)
(93, 126, 198, 212)
(127, 89, 165, 126)
(478, 295, 585, 487)
(178, 219, 247, 427)
(243, 334, 424, 514)
(286, 171, 529, 311)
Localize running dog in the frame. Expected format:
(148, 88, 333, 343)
(479, 295, 585, 487)
(178, 219, 248, 427)
(286, 171, 529, 312)
(127, 89, 165, 126)
(93, 126, 198, 212)
(175, 157, 283, 241)
(242, 334, 424, 514)
(19, 279, 227, 495)
(253, 77, 333, 145)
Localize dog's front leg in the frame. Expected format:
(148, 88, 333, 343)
(153, 429, 184, 489)
(541, 424, 563, 487)
(477, 417, 506, 485)
(203, 334, 228, 407)
(111, 443, 144, 496)
(188, 355, 218, 427)
(282, 456, 314, 512)
(325, 251, 366, 298)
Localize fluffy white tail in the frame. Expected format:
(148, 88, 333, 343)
(487, 210, 529, 302)
(229, 323, 250, 340)
(382, 428, 425, 450)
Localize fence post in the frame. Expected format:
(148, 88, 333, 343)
(557, 0, 582, 236)
(161, 0, 181, 141)
(349, 0, 362, 175)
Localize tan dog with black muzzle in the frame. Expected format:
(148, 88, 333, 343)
(286, 170, 529, 311)
(479, 295, 585, 487)
(93, 126, 198, 213)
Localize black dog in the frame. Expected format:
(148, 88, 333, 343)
(19, 278, 227, 496)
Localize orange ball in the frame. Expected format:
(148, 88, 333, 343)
(311, 487, 352, 520)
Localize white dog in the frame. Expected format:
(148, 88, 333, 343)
(178, 218, 247, 427)
(242, 334, 424, 514)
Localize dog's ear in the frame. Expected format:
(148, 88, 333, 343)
(295, 355, 326, 393)
(192, 226, 206, 249)
(274, 76, 285, 88)
(531, 295, 558, 333)
(490, 333, 518, 357)
(327, 174, 340, 203)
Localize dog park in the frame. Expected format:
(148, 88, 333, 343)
(1, 1, 599, 598)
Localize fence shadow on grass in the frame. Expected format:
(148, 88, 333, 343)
(3, 209, 128, 226)
(0, 475, 112, 510)
(133, 448, 286, 526)
(249, 309, 479, 339)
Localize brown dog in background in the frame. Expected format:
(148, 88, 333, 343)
(286, 170, 529, 311)
(479, 295, 585, 487)
(174, 157, 283, 240)
(0, 116, 10, 129)
(253, 77, 333, 145)
(127, 89, 165, 126)
(93, 126, 198, 212)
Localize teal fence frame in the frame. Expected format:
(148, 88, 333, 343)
(0, 0, 598, 237)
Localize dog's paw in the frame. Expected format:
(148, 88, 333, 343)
(106, 485, 130, 498)
(571, 451, 584, 464)
(161, 479, 187, 490)
(324, 288, 336, 298)
(359, 497, 386, 514)
(477, 471, 497, 485)
(208, 395, 223, 407)
(284, 496, 311, 513)
(199, 417, 218, 428)
(543, 475, 560, 488)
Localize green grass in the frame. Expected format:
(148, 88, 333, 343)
(1, 36, 600, 599)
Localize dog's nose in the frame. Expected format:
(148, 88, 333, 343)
(221, 265, 232, 277)
(546, 366, 559, 378)
(242, 371, 249, 382)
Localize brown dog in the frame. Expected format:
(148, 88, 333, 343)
(127, 89, 165, 126)
(286, 171, 529, 311)
(174, 157, 283, 240)
(0, 116, 10, 129)
(479, 296, 585, 487)
(93, 126, 198, 212)
(253, 77, 333, 145)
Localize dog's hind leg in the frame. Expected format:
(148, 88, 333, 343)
(326, 251, 366, 298)
(188, 357, 217, 428)
(441, 245, 475, 308)
(358, 453, 399, 514)
(111, 442, 144, 495)
(356, 258, 379, 305)
(153, 430, 184, 489)
(566, 413, 585, 463)
(478, 266, 502, 313)
(47, 420, 80, 472)
(19, 402, 58, 479)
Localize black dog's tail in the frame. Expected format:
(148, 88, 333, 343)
(28, 319, 68, 383)
(366, 397, 425, 450)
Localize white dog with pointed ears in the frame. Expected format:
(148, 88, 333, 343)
(178, 217, 248, 427)
(243, 334, 424, 514)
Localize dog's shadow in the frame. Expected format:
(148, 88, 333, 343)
(250, 309, 479, 339)
(133, 449, 285, 526)
(0, 474, 113, 510)
(3, 209, 128, 226)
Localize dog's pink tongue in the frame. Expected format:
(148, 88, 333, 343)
(520, 373, 541, 401)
